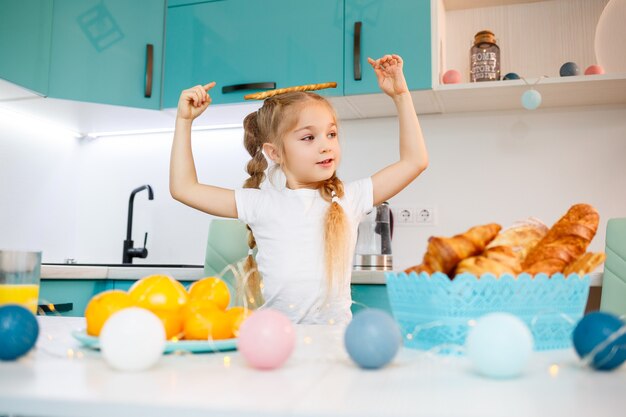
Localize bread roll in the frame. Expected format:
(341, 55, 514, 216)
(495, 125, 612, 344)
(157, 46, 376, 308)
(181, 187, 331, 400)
(455, 245, 522, 277)
(486, 217, 548, 262)
(522, 204, 599, 275)
(563, 252, 606, 275)
(405, 223, 501, 275)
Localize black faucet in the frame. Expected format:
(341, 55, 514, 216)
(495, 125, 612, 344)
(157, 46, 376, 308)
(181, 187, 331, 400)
(122, 185, 154, 264)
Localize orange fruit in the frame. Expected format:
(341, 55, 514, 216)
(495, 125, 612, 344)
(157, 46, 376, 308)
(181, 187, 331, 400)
(188, 277, 230, 310)
(85, 290, 135, 336)
(129, 274, 188, 311)
(226, 307, 252, 337)
(152, 309, 185, 341)
(181, 298, 220, 320)
(183, 307, 233, 340)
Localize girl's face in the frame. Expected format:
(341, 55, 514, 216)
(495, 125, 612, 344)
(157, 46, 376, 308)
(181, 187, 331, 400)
(277, 102, 341, 188)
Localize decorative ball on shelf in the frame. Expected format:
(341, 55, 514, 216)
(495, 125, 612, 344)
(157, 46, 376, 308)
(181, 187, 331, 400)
(521, 89, 542, 110)
(0, 304, 40, 361)
(572, 311, 626, 371)
(584, 65, 605, 75)
(100, 307, 165, 372)
(442, 69, 462, 84)
(559, 62, 580, 77)
(238, 309, 295, 370)
(466, 313, 533, 379)
(503, 72, 520, 80)
(344, 308, 402, 369)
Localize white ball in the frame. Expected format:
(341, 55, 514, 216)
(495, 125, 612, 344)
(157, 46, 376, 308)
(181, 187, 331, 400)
(100, 307, 166, 372)
(466, 313, 533, 378)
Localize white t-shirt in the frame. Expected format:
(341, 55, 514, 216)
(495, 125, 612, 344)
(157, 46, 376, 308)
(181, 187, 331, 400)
(234, 177, 373, 324)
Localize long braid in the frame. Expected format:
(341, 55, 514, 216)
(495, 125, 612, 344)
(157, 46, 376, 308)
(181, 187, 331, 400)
(240, 112, 266, 308)
(318, 174, 350, 296)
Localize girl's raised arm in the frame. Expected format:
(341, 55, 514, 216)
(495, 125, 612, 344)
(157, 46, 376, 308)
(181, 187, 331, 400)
(169, 82, 238, 218)
(367, 54, 429, 206)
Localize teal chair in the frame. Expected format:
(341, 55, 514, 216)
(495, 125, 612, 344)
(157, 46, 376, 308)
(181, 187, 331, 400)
(204, 219, 250, 306)
(600, 218, 626, 316)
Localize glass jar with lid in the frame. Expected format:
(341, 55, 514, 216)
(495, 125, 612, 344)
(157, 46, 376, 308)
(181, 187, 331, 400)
(470, 30, 500, 82)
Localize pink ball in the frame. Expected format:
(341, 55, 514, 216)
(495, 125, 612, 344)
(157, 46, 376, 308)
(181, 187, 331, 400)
(237, 309, 296, 370)
(442, 69, 462, 84)
(584, 65, 605, 75)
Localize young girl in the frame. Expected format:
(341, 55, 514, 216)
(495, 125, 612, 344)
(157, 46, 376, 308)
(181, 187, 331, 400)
(170, 54, 428, 325)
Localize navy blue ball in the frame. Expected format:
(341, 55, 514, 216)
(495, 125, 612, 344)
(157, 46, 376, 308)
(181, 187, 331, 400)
(0, 304, 39, 361)
(572, 312, 626, 371)
(503, 72, 520, 80)
(560, 62, 580, 77)
(344, 309, 402, 369)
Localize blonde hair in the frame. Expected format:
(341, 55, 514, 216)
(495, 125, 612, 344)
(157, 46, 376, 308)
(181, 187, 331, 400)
(240, 92, 350, 308)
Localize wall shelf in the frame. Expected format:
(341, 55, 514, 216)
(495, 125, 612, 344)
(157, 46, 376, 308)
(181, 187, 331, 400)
(328, 72, 626, 119)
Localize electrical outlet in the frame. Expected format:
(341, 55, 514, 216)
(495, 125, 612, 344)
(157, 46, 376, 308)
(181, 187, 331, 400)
(394, 207, 415, 225)
(415, 207, 435, 225)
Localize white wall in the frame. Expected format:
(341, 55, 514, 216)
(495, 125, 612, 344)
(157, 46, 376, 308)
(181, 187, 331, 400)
(0, 110, 79, 260)
(1, 104, 625, 270)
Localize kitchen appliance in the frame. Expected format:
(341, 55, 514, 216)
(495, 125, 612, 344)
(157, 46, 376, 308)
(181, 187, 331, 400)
(353, 202, 393, 271)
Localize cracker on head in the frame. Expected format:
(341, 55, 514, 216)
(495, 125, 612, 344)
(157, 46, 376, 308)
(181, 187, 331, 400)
(244, 82, 337, 100)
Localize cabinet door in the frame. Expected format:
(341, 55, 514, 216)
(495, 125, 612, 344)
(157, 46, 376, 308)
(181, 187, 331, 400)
(48, 0, 165, 109)
(0, 0, 53, 96)
(163, 0, 343, 107)
(350, 284, 392, 315)
(344, 0, 431, 95)
(39, 279, 110, 317)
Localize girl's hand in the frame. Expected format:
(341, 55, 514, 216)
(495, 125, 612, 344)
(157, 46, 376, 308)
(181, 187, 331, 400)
(367, 54, 409, 98)
(177, 82, 216, 121)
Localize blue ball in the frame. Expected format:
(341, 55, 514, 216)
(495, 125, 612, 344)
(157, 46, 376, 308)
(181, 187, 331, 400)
(573, 312, 626, 371)
(344, 309, 402, 369)
(0, 304, 39, 361)
(560, 62, 580, 77)
(521, 89, 542, 110)
(503, 72, 520, 80)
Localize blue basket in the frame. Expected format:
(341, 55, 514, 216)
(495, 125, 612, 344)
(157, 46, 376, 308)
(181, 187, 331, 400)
(385, 272, 591, 352)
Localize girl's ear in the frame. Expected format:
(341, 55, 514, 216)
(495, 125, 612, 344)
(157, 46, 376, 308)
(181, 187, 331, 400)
(263, 143, 281, 164)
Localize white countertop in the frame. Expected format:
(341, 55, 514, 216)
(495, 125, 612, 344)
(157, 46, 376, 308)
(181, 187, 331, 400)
(40, 265, 390, 284)
(1, 316, 624, 417)
(40, 265, 603, 286)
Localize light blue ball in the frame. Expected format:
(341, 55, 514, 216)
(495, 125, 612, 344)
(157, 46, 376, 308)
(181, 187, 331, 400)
(466, 313, 533, 378)
(344, 309, 402, 369)
(560, 62, 580, 76)
(521, 89, 542, 110)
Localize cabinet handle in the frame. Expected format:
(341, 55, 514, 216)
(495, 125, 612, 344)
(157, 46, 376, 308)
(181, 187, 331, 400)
(145, 44, 154, 98)
(38, 303, 74, 313)
(222, 82, 276, 94)
(354, 21, 362, 81)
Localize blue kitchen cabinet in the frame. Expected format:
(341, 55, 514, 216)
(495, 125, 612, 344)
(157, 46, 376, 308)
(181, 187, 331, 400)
(39, 279, 111, 317)
(344, 0, 431, 95)
(163, 0, 344, 107)
(0, 0, 53, 96)
(47, 0, 166, 109)
(350, 284, 391, 315)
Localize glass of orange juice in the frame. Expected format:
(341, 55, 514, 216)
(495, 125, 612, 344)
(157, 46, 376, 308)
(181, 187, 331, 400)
(0, 250, 42, 314)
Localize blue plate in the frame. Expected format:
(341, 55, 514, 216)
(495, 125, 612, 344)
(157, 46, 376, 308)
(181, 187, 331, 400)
(71, 330, 238, 354)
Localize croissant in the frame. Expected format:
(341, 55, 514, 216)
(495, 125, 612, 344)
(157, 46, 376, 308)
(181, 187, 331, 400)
(405, 223, 501, 275)
(522, 204, 599, 275)
(455, 245, 522, 277)
(563, 252, 606, 276)
(485, 217, 548, 262)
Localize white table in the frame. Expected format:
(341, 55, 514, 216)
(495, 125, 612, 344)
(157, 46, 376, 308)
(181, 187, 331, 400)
(1, 316, 624, 417)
